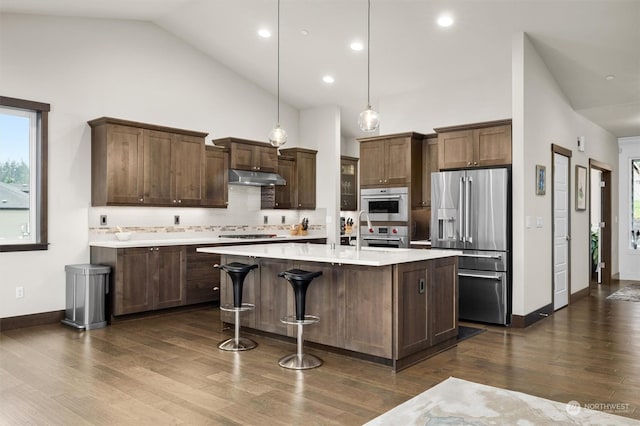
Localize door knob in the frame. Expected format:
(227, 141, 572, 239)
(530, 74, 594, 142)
(566, 235, 571, 241)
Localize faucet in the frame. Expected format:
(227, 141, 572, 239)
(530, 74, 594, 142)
(356, 210, 373, 252)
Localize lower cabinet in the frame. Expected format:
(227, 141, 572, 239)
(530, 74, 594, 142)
(185, 245, 221, 304)
(90, 246, 187, 316)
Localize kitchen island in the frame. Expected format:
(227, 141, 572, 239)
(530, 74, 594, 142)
(197, 243, 460, 371)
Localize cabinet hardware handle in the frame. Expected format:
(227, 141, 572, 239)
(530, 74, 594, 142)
(213, 287, 219, 291)
(149, 247, 154, 251)
(474, 162, 478, 166)
(178, 200, 182, 204)
(173, 200, 177, 203)
(467, 162, 472, 166)
(419, 278, 425, 294)
(155, 247, 159, 251)
(139, 198, 144, 202)
(298, 204, 302, 207)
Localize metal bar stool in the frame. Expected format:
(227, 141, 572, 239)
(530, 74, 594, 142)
(215, 262, 259, 351)
(278, 269, 323, 369)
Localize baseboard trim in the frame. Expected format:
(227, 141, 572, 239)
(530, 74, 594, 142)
(571, 286, 590, 303)
(510, 303, 553, 328)
(0, 310, 65, 332)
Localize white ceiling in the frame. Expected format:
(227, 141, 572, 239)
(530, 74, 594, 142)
(1, 0, 639, 139)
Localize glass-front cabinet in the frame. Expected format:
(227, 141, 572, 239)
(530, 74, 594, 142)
(341, 156, 358, 211)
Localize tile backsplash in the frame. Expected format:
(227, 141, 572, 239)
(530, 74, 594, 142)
(88, 185, 326, 240)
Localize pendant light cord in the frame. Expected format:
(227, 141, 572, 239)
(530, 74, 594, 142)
(367, 0, 371, 108)
(277, 0, 281, 124)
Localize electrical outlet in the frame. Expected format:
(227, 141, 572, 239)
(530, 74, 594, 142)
(100, 215, 107, 226)
(281, 215, 286, 224)
(16, 286, 24, 298)
(174, 215, 180, 225)
(264, 215, 268, 224)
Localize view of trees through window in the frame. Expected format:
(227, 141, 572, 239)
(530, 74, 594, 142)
(632, 159, 640, 249)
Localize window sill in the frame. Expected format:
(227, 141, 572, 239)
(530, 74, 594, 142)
(0, 243, 49, 253)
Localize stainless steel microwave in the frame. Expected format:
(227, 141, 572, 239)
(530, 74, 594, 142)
(360, 187, 409, 222)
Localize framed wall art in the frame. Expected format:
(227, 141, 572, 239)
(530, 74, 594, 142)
(575, 165, 587, 211)
(535, 164, 546, 195)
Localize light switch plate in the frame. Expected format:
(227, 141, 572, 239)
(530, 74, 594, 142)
(536, 217, 543, 228)
(526, 216, 532, 228)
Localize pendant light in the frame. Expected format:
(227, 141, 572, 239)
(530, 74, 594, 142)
(269, 0, 287, 147)
(358, 0, 380, 132)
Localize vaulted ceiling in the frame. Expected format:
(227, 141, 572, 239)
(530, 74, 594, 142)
(1, 0, 639, 139)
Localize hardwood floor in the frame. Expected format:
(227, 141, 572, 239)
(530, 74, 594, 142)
(1, 279, 639, 424)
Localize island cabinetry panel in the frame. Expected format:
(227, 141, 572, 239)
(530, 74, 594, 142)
(436, 120, 512, 170)
(358, 133, 423, 189)
(185, 245, 221, 304)
(340, 156, 359, 211)
(90, 245, 186, 316)
(213, 137, 278, 173)
(257, 258, 295, 335)
(430, 256, 458, 345)
(89, 117, 207, 207)
(202, 147, 228, 208)
(394, 261, 430, 359)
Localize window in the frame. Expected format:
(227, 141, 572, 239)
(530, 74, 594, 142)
(0, 96, 49, 252)
(632, 159, 640, 249)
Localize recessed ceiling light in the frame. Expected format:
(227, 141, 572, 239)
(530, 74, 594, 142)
(300, 29, 309, 36)
(437, 15, 454, 27)
(323, 75, 335, 84)
(350, 41, 364, 51)
(258, 29, 271, 38)
(605, 74, 615, 81)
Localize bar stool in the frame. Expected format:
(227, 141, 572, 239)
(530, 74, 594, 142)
(215, 262, 259, 351)
(278, 269, 323, 370)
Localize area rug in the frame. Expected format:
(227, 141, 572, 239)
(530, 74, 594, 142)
(606, 284, 640, 302)
(364, 377, 639, 425)
(456, 325, 485, 343)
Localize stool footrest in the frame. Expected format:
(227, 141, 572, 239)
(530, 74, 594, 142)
(280, 314, 319, 325)
(220, 303, 255, 312)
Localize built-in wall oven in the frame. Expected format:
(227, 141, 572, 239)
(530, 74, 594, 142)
(360, 187, 409, 222)
(360, 225, 409, 248)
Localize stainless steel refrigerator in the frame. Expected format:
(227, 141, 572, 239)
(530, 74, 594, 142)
(431, 167, 511, 325)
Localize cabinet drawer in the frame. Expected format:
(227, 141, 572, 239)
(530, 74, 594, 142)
(186, 279, 220, 304)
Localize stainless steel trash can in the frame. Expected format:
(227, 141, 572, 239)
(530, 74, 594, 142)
(62, 264, 110, 330)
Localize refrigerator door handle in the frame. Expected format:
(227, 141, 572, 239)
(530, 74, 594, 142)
(459, 272, 502, 281)
(458, 253, 502, 260)
(466, 177, 472, 244)
(459, 177, 465, 242)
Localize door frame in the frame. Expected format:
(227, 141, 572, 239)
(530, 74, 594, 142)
(588, 158, 612, 286)
(551, 144, 572, 309)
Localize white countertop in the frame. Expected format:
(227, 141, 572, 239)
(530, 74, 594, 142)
(89, 235, 324, 248)
(197, 243, 460, 267)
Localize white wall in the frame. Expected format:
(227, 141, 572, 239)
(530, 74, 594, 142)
(0, 13, 302, 318)
(513, 33, 619, 316)
(618, 137, 640, 280)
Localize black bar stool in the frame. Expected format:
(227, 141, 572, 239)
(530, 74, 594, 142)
(215, 262, 259, 351)
(278, 269, 323, 369)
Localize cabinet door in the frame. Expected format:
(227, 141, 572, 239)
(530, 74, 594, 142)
(395, 262, 429, 358)
(155, 246, 186, 310)
(202, 148, 228, 207)
(429, 257, 458, 345)
(257, 258, 293, 335)
(185, 246, 220, 304)
(230, 143, 255, 171)
(340, 157, 358, 211)
(385, 138, 411, 185)
(474, 124, 512, 166)
(105, 124, 144, 204)
(360, 141, 386, 187)
(116, 248, 154, 315)
(255, 146, 278, 173)
(295, 151, 316, 209)
(420, 138, 438, 207)
(172, 134, 204, 206)
(438, 130, 474, 170)
(143, 130, 173, 205)
(274, 157, 295, 209)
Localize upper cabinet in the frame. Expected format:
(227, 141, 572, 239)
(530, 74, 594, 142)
(278, 147, 317, 210)
(419, 134, 438, 208)
(358, 133, 423, 189)
(340, 156, 359, 211)
(202, 146, 228, 208)
(89, 117, 208, 207)
(435, 119, 512, 170)
(213, 137, 278, 173)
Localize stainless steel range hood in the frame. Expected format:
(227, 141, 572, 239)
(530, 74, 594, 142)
(228, 169, 286, 186)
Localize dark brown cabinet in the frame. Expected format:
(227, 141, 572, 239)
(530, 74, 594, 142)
(358, 133, 423, 189)
(278, 148, 317, 210)
(202, 146, 228, 208)
(90, 245, 186, 316)
(418, 134, 439, 208)
(185, 245, 221, 304)
(340, 156, 358, 211)
(212, 137, 278, 173)
(436, 120, 512, 170)
(89, 117, 207, 207)
(273, 155, 295, 209)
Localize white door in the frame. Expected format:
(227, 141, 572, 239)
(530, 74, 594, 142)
(553, 153, 569, 310)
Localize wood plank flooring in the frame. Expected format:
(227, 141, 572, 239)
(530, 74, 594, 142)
(1, 279, 639, 424)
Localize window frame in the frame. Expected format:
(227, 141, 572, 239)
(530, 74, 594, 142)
(0, 96, 49, 252)
(632, 158, 640, 249)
